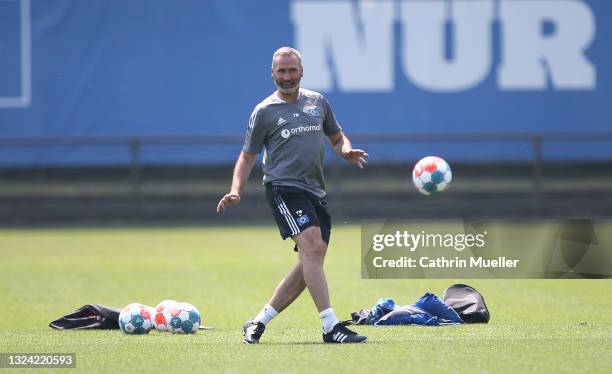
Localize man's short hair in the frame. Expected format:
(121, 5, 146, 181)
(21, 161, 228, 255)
(272, 47, 302, 69)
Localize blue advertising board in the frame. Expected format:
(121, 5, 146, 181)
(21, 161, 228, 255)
(0, 0, 611, 165)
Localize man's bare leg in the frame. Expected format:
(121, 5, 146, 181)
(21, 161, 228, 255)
(243, 256, 307, 344)
(289, 227, 367, 343)
(289, 226, 343, 335)
(267, 260, 306, 312)
(244, 226, 366, 343)
(292, 227, 330, 312)
(250, 251, 307, 328)
(252, 226, 330, 327)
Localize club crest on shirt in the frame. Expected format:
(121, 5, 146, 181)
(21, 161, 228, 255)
(306, 108, 320, 117)
(297, 214, 310, 226)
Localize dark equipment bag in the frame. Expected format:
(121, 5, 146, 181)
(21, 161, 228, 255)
(49, 304, 120, 330)
(442, 284, 490, 323)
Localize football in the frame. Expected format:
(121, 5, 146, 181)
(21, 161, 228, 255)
(118, 303, 153, 335)
(152, 299, 179, 332)
(412, 156, 452, 195)
(163, 302, 201, 334)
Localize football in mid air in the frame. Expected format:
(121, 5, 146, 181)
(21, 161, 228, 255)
(412, 156, 452, 195)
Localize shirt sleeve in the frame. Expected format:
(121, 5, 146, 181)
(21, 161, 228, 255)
(242, 106, 267, 154)
(321, 96, 343, 135)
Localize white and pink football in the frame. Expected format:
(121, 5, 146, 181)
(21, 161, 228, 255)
(412, 156, 452, 196)
(152, 299, 179, 332)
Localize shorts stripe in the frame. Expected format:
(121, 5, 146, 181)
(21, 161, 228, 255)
(275, 196, 299, 235)
(273, 194, 300, 235)
(272, 186, 300, 234)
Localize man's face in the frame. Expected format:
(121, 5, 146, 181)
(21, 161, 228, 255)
(272, 54, 303, 94)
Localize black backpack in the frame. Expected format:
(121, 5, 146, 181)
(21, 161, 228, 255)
(442, 284, 490, 324)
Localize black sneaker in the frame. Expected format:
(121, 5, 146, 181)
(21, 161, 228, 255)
(242, 319, 265, 344)
(322, 322, 367, 343)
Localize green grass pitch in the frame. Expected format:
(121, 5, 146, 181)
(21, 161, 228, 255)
(1, 225, 611, 373)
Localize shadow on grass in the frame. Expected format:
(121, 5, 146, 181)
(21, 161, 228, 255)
(261, 340, 381, 346)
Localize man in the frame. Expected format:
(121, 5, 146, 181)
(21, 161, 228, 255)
(217, 47, 368, 344)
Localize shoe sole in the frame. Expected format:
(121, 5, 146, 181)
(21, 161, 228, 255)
(323, 337, 368, 344)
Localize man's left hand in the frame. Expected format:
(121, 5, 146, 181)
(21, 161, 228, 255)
(342, 149, 369, 169)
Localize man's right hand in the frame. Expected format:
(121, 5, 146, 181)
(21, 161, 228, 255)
(217, 193, 241, 213)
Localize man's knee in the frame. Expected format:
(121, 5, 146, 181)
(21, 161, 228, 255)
(302, 240, 327, 259)
(299, 239, 327, 259)
(295, 228, 327, 259)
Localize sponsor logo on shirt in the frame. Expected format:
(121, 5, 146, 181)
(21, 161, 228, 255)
(277, 117, 287, 126)
(280, 124, 321, 139)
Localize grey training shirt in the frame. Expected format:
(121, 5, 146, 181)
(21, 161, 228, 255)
(242, 88, 342, 198)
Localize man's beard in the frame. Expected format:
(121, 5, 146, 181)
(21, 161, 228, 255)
(275, 79, 300, 94)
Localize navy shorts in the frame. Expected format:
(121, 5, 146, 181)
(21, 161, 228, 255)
(265, 184, 331, 251)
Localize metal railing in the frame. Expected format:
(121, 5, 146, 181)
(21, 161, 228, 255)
(2, 132, 612, 195)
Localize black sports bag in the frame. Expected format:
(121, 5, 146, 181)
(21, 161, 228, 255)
(49, 304, 120, 330)
(442, 284, 490, 323)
